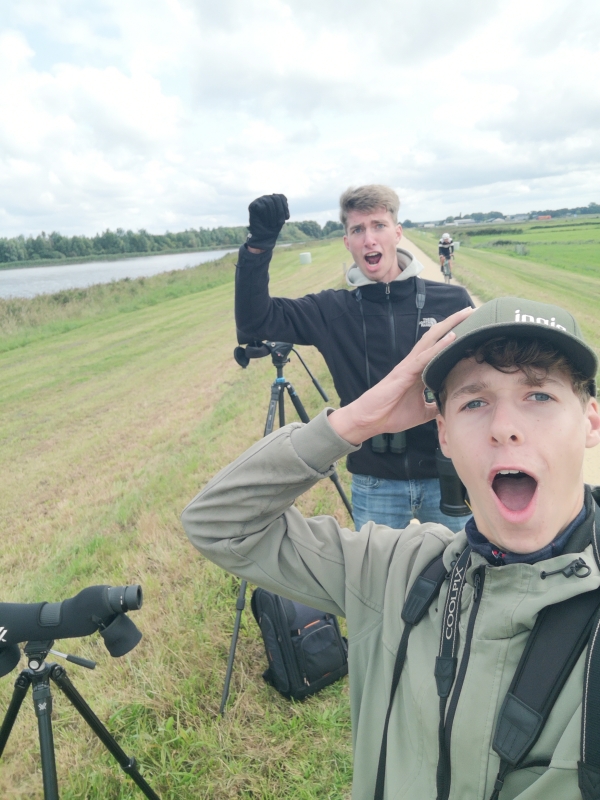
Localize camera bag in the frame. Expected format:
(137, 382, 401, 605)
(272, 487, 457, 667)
(250, 588, 348, 700)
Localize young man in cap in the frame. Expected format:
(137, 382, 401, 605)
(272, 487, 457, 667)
(182, 297, 600, 799)
(235, 188, 474, 531)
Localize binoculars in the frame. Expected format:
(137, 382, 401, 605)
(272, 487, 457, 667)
(371, 434, 470, 517)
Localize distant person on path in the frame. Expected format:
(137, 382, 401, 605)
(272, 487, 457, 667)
(439, 232, 454, 276)
(234, 186, 474, 531)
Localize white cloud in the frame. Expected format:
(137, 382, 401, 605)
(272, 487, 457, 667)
(0, 0, 599, 237)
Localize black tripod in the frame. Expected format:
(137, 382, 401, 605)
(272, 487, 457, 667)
(219, 342, 353, 713)
(0, 640, 160, 799)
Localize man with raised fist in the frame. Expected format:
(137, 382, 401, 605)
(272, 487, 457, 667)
(235, 186, 474, 531)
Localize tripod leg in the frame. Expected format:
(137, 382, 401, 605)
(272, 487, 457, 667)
(286, 382, 310, 423)
(328, 470, 354, 521)
(0, 672, 31, 756)
(50, 665, 160, 800)
(219, 579, 247, 715)
(285, 382, 354, 522)
(33, 678, 60, 800)
(223, 380, 283, 715)
(264, 383, 282, 437)
(278, 383, 285, 428)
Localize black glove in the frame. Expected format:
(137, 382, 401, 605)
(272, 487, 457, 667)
(246, 193, 290, 251)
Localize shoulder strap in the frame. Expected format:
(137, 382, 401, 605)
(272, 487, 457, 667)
(580, 502, 600, 800)
(374, 552, 448, 800)
(490, 582, 600, 797)
(488, 499, 600, 799)
(414, 277, 426, 346)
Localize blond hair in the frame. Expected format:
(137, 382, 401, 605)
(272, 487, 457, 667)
(339, 185, 400, 229)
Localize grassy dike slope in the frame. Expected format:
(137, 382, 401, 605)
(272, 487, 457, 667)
(0, 241, 353, 799)
(408, 229, 600, 358)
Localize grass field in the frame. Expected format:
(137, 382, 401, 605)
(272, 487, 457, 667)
(3, 228, 600, 798)
(408, 222, 600, 361)
(446, 216, 600, 280)
(0, 239, 353, 799)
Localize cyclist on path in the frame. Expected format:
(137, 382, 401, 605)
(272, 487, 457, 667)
(439, 232, 454, 278)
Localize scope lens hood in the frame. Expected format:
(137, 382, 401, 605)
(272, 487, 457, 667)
(100, 613, 142, 657)
(233, 346, 250, 368)
(0, 644, 21, 677)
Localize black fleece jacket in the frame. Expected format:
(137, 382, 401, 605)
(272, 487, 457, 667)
(235, 245, 474, 480)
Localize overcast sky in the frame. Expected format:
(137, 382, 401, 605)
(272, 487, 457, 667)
(1, 0, 599, 237)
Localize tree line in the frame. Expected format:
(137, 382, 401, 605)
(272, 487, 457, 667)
(0, 220, 345, 265)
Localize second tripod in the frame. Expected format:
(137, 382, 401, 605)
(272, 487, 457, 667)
(220, 342, 353, 713)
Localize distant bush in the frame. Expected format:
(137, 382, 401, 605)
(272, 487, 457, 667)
(323, 220, 344, 236)
(461, 228, 524, 237)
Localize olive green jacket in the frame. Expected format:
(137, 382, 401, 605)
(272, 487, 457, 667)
(181, 410, 600, 800)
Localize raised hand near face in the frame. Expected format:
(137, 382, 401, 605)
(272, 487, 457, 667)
(328, 307, 474, 445)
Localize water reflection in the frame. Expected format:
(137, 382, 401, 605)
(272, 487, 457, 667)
(0, 249, 237, 299)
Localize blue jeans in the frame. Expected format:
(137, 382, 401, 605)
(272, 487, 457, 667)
(351, 474, 471, 533)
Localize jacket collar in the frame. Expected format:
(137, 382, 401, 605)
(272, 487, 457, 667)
(465, 503, 587, 566)
(439, 487, 600, 641)
(464, 485, 598, 566)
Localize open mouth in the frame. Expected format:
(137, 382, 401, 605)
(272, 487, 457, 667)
(364, 252, 382, 266)
(491, 470, 538, 512)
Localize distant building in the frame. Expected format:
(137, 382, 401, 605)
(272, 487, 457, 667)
(537, 215, 552, 220)
(423, 223, 435, 228)
(453, 218, 476, 225)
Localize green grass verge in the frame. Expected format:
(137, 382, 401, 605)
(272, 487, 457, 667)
(4, 224, 600, 796)
(412, 216, 600, 279)
(408, 228, 600, 364)
(0, 238, 353, 799)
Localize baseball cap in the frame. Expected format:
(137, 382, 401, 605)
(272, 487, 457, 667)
(423, 296, 598, 396)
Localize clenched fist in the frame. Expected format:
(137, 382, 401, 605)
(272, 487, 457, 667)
(247, 193, 290, 251)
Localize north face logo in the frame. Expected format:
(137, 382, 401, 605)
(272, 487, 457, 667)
(419, 317, 437, 328)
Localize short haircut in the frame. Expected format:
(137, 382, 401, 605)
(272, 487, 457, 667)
(438, 336, 593, 413)
(339, 185, 400, 229)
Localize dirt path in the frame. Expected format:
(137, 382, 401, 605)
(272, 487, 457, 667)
(402, 235, 600, 486)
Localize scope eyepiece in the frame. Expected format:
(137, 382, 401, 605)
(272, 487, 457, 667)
(106, 585, 143, 614)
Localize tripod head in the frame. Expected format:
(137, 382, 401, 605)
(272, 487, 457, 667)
(233, 341, 329, 402)
(234, 340, 293, 368)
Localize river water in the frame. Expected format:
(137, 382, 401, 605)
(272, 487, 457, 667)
(0, 248, 237, 299)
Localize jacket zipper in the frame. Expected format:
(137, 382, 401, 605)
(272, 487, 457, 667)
(385, 283, 397, 362)
(438, 566, 486, 800)
(385, 283, 412, 475)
